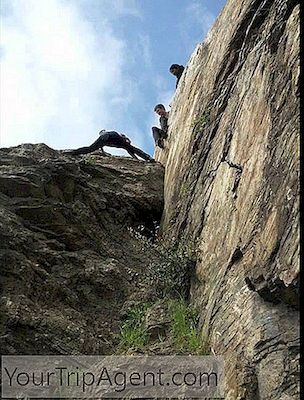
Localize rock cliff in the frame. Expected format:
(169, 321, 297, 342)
(156, 0, 300, 398)
(0, 144, 164, 354)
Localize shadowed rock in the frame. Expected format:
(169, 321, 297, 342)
(0, 144, 164, 355)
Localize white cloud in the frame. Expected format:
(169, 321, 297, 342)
(110, 0, 142, 18)
(138, 34, 152, 67)
(188, 2, 215, 33)
(0, 0, 138, 150)
(180, 1, 215, 47)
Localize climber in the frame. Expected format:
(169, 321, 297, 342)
(66, 130, 154, 161)
(169, 64, 185, 88)
(152, 104, 169, 149)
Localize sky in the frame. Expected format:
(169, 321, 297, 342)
(0, 0, 226, 156)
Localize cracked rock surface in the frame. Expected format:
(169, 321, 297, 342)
(156, 0, 299, 398)
(0, 144, 164, 355)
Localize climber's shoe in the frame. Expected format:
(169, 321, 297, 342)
(157, 138, 164, 149)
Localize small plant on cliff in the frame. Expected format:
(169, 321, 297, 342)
(169, 299, 210, 355)
(117, 299, 209, 355)
(128, 225, 197, 299)
(191, 110, 211, 131)
(117, 304, 149, 353)
(144, 239, 198, 299)
(180, 180, 192, 197)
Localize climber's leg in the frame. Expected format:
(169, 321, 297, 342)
(152, 127, 161, 142)
(125, 146, 139, 160)
(124, 143, 153, 161)
(152, 127, 165, 149)
(70, 137, 104, 155)
(133, 147, 153, 161)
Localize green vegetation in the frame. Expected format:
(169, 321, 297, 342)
(117, 304, 149, 353)
(128, 225, 197, 298)
(82, 157, 100, 165)
(191, 110, 211, 130)
(180, 180, 191, 197)
(117, 300, 209, 355)
(169, 299, 210, 355)
(120, 226, 208, 355)
(145, 239, 198, 299)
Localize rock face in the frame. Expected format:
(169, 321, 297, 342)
(156, 0, 300, 398)
(0, 144, 164, 354)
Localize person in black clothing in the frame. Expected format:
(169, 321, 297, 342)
(67, 130, 153, 161)
(169, 64, 185, 88)
(152, 104, 169, 149)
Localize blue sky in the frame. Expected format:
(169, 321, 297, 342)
(1, 0, 226, 156)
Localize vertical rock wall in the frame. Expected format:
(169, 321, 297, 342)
(156, 0, 300, 398)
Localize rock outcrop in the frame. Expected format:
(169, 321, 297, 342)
(0, 144, 164, 354)
(156, 0, 300, 398)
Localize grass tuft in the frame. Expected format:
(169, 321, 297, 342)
(169, 299, 209, 355)
(117, 300, 209, 355)
(117, 304, 149, 353)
